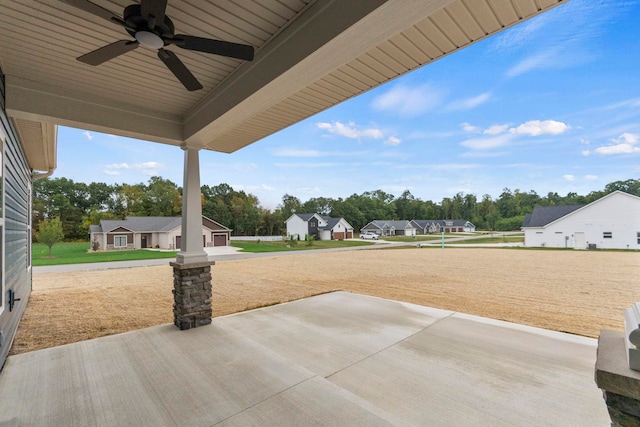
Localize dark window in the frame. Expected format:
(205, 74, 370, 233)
(637, 232, 640, 244)
(603, 232, 612, 239)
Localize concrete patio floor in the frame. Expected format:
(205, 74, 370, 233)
(0, 292, 609, 426)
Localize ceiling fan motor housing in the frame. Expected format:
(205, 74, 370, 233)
(123, 4, 174, 44)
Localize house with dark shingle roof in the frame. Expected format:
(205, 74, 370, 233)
(89, 216, 231, 251)
(522, 190, 640, 249)
(285, 213, 354, 240)
(360, 220, 416, 237)
(410, 219, 476, 234)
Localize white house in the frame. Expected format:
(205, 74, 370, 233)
(285, 213, 354, 240)
(89, 216, 231, 251)
(522, 191, 640, 249)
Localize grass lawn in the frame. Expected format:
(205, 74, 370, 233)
(231, 239, 373, 253)
(33, 242, 178, 266)
(452, 234, 524, 244)
(381, 234, 458, 242)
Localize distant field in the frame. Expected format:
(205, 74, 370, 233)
(32, 242, 177, 266)
(13, 247, 638, 354)
(451, 234, 524, 244)
(231, 239, 372, 252)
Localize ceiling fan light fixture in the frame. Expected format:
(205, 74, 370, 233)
(135, 31, 164, 49)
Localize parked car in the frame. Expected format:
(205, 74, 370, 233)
(360, 232, 380, 240)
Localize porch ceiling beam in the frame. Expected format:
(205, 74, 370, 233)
(5, 76, 184, 146)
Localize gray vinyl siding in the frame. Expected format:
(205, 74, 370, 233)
(0, 71, 32, 370)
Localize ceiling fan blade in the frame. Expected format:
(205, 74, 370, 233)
(59, 0, 125, 27)
(173, 35, 254, 61)
(141, 0, 167, 30)
(77, 40, 139, 66)
(157, 49, 203, 91)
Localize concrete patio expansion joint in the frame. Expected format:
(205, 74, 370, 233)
(324, 312, 458, 380)
(211, 376, 314, 426)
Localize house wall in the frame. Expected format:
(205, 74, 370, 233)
(525, 192, 640, 249)
(318, 229, 331, 240)
(286, 216, 308, 240)
(169, 226, 212, 250)
(0, 72, 33, 369)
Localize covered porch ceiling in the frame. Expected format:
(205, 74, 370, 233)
(0, 0, 566, 173)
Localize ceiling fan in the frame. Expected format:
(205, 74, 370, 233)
(61, 0, 255, 91)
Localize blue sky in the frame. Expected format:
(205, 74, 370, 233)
(56, 0, 640, 210)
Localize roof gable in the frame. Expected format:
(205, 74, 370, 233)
(95, 216, 230, 233)
(522, 205, 584, 228)
(522, 191, 640, 228)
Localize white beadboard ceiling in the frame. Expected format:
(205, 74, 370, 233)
(0, 0, 566, 172)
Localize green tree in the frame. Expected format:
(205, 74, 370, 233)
(35, 217, 65, 256)
(278, 194, 302, 220)
(142, 176, 182, 216)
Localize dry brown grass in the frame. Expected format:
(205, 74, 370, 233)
(11, 247, 639, 355)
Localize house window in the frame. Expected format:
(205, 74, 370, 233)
(603, 232, 612, 239)
(309, 221, 316, 227)
(555, 232, 563, 234)
(114, 235, 127, 248)
(637, 232, 640, 244)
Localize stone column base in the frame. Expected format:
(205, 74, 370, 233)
(595, 330, 640, 426)
(170, 260, 215, 330)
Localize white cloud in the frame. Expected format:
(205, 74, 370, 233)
(371, 83, 444, 117)
(563, 174, 575, 181)
(296, 186, 321, 194)
(494, 1, 627, 77)
(617, 132, 639, 144)
(484, 124, 510, 135)
(83, 131, 94, 140)
(595, 144, 640, 155)
(460, 134, 513, 150)
(317, 121, 383, 139)
(509, 120, 570, 136)
(506, 50, 561, 77)
(384, 136, 401, 146)
(461, 123, 480, 133)
(446, 92, 491, 111)
(106, 163, 130, 169)
(136, 161, 164, 175)
(594, 132, 640, 155)
(582, 150, 591, 156)
(234, 184, 275, 193)
(103, 161, 166, 176)
(584, 175, 598, 181)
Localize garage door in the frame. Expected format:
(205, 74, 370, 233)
(333, 232, 345, 240)
(213, 234, 227, 246)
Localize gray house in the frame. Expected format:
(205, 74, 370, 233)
(90, 216, 231, 251)
(361, 220, 417, 237)
(411, 220, 476, 234)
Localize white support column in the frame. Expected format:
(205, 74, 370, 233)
(176, 147, 208, 264)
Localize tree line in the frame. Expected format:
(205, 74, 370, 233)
(33, 176, 640, 241)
